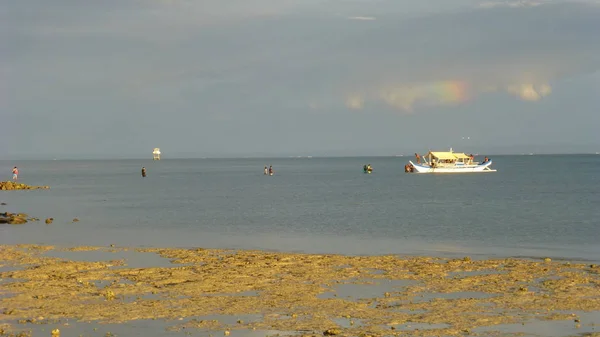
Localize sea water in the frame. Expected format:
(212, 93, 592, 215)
(1, 155, 599, 261)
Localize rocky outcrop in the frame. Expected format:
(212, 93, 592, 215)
(0, 212, 39, 225)
(0, 181, 50, 191)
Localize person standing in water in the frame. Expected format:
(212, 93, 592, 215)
(12, 167, 18, 181)
(268, 165, 274, 176)
(141, 167, 147, 177)
(264, 166, 268, 175)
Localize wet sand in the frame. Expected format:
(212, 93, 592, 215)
(1, 244, 599, 337)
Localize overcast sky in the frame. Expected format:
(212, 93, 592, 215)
(2, 0, 600, 158)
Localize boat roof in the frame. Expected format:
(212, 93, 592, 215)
(429, 151, 471, 160)
(430, 152, 458, 160)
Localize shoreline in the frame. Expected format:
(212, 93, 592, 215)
(1, 244, 599, 337)
(3, 231, 600, 264)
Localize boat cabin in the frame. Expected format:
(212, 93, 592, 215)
(424, 151, 473, 167)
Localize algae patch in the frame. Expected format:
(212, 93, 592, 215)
(1, 246, 600, 337)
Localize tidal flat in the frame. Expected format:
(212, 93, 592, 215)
(1, 245, 599, 337)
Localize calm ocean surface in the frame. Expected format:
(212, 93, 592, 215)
(1, 155, 599, 261)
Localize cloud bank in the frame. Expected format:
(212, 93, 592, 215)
(3, 0, 600, 156)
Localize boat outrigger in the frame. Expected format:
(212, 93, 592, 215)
(405, 149, 496, 173)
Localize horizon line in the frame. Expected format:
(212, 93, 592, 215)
(2, 152, 599, 161)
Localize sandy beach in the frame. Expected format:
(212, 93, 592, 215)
(1, 244, 599, 337)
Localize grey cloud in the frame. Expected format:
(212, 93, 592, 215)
(3, 0, 600, 157)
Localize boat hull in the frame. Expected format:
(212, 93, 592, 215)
(408, 160, 496, 173)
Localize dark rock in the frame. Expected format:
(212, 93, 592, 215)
(0, 212, 29, 225)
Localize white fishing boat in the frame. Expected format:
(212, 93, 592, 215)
(405, 149, 496, 173)
(152, 148, 161, 160)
